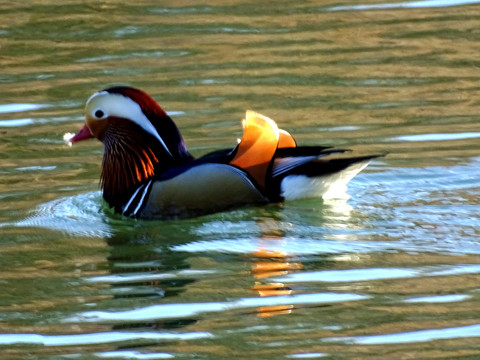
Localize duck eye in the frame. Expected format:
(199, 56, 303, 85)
(94, 109, 105, 118)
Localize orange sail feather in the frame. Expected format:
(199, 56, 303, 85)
(230, 111, 280, 190)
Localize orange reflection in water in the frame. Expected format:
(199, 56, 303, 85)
(250, 245, 303, 318)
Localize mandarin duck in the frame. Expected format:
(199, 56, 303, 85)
(69, 86, 379, 219)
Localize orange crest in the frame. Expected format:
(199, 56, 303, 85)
(230, 111, 296, 190)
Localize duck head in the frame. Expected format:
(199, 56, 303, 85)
(70, 86, 192, 208)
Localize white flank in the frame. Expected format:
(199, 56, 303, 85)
(280, 161, 370, 200)
(86, 91, 172, 156)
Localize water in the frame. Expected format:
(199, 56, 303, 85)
(1, 1, 480, 359)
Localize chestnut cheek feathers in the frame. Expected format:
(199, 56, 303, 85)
(84, 115, 111, 141)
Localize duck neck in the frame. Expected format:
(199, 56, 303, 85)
(100, 126, 192, 211)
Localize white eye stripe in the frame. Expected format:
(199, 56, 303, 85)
(86, 91, 172, 156)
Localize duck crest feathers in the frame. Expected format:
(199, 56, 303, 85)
(230, 111, 296, 190)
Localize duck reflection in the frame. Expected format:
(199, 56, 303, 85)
(249, 225, 304, 318)
(100, 197, 354, 325)
(105, 232, 198, 330)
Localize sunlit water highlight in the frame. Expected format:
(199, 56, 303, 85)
(328, 323, 480, 345)
(328, 0, 480, 11)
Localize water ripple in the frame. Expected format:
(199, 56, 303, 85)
(0, 103, 47, 114)
(405, 294, 469, 303)
(287, 353, 327, 359)
(97, 350, 174, 359)
(327, 323, 480, 344)
(273, 264, 480, 283)
(172, 237, 393, 255)
(77, 50, 190, 63)
(9, 192, 112, 238)
(328, 0, 480, 11)
(395, 132, 480, 142)
(0, 331, 211, 346)
(87, 269, 216, 284)
(70, 292, 368, 323)
(0, 118, 35, 127)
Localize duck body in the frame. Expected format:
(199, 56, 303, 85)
(135, 163, 266, 218)
(70, 86, 379, 219)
